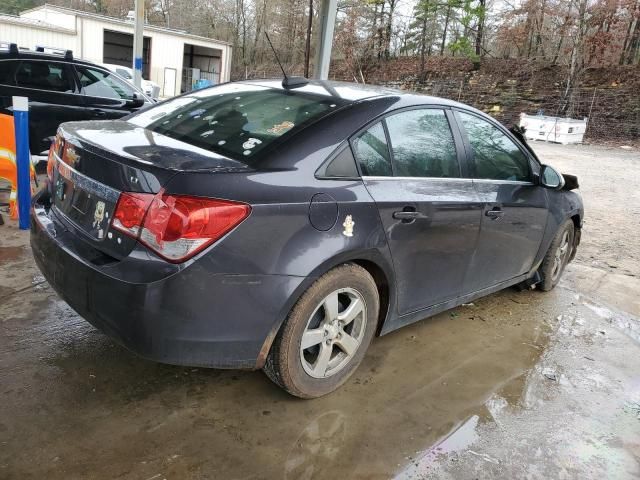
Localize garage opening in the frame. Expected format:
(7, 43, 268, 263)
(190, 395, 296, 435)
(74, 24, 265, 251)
(103, 29, 151, 79)
(181, 44, 222, 93)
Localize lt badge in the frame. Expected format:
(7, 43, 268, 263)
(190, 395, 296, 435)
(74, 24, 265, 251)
(342, 215, 355, 237)
(93, 201, 106, 229)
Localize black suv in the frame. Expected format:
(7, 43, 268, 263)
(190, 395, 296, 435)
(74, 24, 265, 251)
(0, 43, 151, 163)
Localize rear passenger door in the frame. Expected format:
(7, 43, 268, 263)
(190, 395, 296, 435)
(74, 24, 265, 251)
(454, 110, 549, 292)
(2, 59, 85, 155)
(355, 108, 483, 315)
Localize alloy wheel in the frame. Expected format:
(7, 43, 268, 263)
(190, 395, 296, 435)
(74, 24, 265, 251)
(300, 288, 367, 379)
(551, 230, 570, 282)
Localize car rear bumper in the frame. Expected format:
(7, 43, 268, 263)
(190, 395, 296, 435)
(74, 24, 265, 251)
(30, 197, 305, 369)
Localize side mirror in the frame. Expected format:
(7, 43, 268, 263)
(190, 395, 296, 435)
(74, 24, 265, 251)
(540, 164, 565, 190)
(127, 93, 145, 108)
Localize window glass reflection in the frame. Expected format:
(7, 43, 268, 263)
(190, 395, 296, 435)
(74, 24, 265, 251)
(457, 112, 530, 181)
(386, 109, 459, 178)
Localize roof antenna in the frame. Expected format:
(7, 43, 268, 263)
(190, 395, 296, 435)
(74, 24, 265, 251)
(264, 32, 309, 89)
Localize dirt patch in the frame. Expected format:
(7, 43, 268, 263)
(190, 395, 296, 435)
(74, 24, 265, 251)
(0, 246, 25, 263)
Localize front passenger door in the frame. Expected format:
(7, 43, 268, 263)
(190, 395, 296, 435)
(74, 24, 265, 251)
(357, 108, 482, 316)
(455, 110, 549, 292)
(74, 65, 144, 120)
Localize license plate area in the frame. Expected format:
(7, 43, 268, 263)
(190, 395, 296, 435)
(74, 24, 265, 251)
(53, 155, 120, 241)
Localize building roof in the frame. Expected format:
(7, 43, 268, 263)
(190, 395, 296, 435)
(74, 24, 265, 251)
(18, 4, 232, 47)
(0, 13, 75, 34)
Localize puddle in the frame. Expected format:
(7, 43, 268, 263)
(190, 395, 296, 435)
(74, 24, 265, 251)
(393, 415, 482, 479)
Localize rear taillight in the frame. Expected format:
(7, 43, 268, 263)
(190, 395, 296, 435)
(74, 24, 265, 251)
(111, 190, 250, 263)
(112, 192, 154, 236)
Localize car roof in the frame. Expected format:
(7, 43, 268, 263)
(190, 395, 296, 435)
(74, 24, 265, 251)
(0, 50, 108, 71)
(0, 49, 97, 67)
(237, 78, 469, 108)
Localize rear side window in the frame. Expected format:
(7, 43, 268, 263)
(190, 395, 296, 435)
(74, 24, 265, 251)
(321, 146, 359, 177)
(351, 122, 392, 176)
(385, 108, 459, 178)
(15, 60, 75, 93)
(456, 111, 530, 181)
(129, 83, 347, 163)
(0, 60, 19, 85)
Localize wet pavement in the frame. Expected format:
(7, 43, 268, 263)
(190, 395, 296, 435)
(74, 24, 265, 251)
(1, 142, 639, 479)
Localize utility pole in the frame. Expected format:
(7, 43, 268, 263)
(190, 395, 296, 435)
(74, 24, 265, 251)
(313, 0, 337, 80)
(132, 0, 144, 89)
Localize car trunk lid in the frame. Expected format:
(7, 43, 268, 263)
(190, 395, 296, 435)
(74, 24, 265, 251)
(49, 121, 250, 260)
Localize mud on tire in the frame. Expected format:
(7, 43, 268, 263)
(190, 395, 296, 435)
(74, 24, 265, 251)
(263, 263, 379, 399)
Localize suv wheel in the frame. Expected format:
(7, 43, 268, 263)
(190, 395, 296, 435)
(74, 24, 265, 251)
(264, 264, 379, 398)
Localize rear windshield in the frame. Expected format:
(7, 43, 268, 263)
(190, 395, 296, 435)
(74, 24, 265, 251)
(128, 83, 347, 162)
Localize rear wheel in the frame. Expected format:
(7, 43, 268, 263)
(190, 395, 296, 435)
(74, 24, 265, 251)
(264, 264, 379, 398)
(538, 219, 574, 291)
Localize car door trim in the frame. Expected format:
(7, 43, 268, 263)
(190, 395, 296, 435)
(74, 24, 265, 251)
(362, 175, 474, 182)
(473, 179, 535, 186)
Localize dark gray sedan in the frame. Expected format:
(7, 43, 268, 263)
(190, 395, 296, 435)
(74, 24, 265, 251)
(31, 80, 583, 398)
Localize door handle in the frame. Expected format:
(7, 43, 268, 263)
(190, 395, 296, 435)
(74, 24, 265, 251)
(485, 208, 505, 219)
(393, 211, 420, 220)
(393, 208, 428, 223)
(92, 109, 107, 117)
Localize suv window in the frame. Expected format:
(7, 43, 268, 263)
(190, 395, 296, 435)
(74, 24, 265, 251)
(0, 60, 19, 86)
(456, 111, 530, 181)
(386, 108, 460, 178)
(351, 122, 392, 176)
(15, 60, 75, 93)
(76, 66, 136, 100)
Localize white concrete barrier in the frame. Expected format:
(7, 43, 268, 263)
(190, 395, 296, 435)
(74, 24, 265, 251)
(519, 113, 587, 145)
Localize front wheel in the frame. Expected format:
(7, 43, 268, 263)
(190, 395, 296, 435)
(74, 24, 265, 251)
(264, 264, 379, 398)
(538, 219, 575, 291)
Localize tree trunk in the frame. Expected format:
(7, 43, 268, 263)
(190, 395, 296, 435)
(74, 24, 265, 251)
(475, 0, 486, 57)
(420, 14, 427, 77)
(304, 0, 313, 77)
(620, 1, 640, 64)
(553, 3, 573, 65)
(440, 4, 451, 56)
(535, 0, 547, 58)
(561, 0, 588, 115)
(625, 11, 640, 64)
(383, 0, 397, 59)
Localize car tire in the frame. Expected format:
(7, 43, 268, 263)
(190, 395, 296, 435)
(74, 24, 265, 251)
(538, 219, 575, 291)
(264, 263, 379, 398)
